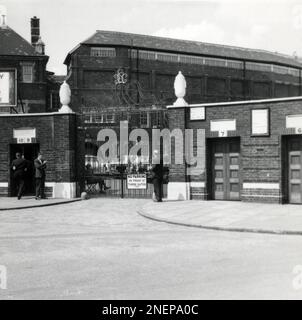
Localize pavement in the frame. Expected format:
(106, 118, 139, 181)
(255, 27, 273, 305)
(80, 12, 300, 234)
(138, 200, 302, 235)
(0, 198, 302, 299)
(0, 196, 81, 211)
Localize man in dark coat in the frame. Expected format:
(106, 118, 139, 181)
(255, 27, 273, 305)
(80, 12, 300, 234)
(11, 152, 28, 200)
(34, 152, 47, 200)
(151, 150, 163, 202)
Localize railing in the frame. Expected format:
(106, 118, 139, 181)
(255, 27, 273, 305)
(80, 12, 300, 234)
(99, 173, 168, 199)
(80, 108, 169, 129)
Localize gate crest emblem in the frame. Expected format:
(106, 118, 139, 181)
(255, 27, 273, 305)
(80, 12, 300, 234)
(114, 68, 128, 85)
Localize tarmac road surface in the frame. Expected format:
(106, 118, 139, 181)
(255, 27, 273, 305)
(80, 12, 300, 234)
(0, 198, 302, 299)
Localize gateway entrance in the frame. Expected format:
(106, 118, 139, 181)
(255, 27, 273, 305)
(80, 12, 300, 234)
(9, 143, 39, 197)
(209, 138, 240, 201)
(287, 136, 302, 204)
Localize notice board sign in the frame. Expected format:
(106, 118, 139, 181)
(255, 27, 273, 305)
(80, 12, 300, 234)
(13, 128, 36, 144)
(190, 107, 205, 121)
(127, 174, 147, 190)
(286, 114, 302, 134)
(210, 119, 236, 137)
(251, 108, 269, 136)
(0, 69, 17, 107)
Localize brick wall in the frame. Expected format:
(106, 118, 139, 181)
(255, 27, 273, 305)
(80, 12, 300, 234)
(0, 113, 84, 197)
(67, 46, 302, 113)
(168, 97, 302, 203)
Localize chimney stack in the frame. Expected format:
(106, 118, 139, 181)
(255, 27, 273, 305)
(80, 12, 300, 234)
(31, 16, 40, 46)
(0, 5, 7, 28)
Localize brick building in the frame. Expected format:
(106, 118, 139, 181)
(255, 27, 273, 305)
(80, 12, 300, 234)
(167, 96, 302, 204)
(0, 112, 85, 198)
(64, 30, 302, 114)
(0, 16, 61, 114)
(1, 23, 302, 203)
(63, 30, 302, 171)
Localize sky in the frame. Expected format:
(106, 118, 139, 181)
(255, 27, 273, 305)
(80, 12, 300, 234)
(0, 0, 301, 75)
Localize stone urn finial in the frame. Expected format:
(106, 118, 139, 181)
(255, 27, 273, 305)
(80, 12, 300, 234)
(173, 71, 188, 107)
(59, 81, 73, 113)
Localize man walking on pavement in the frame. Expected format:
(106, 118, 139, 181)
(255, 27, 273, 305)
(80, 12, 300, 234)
(11, 152, 28, 200)
(34, 152, 47, 200)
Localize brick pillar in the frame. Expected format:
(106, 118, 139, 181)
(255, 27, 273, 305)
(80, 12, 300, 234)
(166, 106, 189, 200)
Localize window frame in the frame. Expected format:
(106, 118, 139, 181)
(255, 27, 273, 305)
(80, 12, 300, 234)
(21, 62, 34, 83)
(90, 47, 116, 57)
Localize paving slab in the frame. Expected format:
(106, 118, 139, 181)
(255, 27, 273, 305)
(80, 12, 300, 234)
(138, 200, 302, 235)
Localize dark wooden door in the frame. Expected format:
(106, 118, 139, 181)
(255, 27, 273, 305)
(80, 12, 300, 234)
(288, 137, 302, 204)
(211, 138, 240, 201)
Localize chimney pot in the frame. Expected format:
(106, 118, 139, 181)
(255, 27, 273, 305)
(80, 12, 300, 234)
(30, 16, 40, 46)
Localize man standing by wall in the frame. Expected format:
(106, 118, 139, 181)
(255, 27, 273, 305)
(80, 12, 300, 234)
(11, 152, 28, 200)
(151, 150, 163, 202)
(34, 152, 47, 200)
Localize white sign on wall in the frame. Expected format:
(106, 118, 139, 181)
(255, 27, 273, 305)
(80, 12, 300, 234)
(210, 119, 236, 137)
(0, 70, 16, 106)
(127, 174, 147, 190)
(190, 107, 205, 121)
(286, 115, 302, 134)
(13, 128, 36, 144)
(0, 72, 10, 104)
(251, 109, 269, 135)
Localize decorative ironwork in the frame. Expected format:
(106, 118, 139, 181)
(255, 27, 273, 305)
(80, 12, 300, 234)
(113, 68, 128, 85)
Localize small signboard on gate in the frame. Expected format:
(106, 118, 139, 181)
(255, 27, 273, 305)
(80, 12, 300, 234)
(127, 174, 147, 190)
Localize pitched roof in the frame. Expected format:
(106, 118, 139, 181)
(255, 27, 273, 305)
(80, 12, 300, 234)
(0, 26, 40, 56)
(66, 30, 302, 68)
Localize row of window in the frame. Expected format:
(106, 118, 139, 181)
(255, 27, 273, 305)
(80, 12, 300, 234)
(84, 113, 115, 124)
(90, 47, 301, 77)
(129, 49, 244, 69)
(90, 47, 116, 57)
(83, 111, 162, 127)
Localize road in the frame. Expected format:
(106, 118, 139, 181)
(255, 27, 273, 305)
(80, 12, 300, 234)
(0, 198, 301, 299)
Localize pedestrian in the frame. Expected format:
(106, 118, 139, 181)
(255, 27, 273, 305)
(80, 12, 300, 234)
(151, 150, 163, 202)
(11, 152, 28, 200)
(34, 152, 47, 200)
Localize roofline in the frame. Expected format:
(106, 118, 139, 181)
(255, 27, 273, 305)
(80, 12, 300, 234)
(168, 95, 302, 109)
(64, 31, 100, 65)
(63, 30, 302, 68)
(79, 30, 302, 68)
(0, 53, 49, 60)
(69, 42, 302, 70)
(0, 25, 48, 58)
(93, 29, 294, 60)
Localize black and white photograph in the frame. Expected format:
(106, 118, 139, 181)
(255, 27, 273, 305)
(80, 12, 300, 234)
(0, 0, 302, 305)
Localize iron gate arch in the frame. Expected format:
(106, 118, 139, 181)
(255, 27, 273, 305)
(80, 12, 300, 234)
(82, 108, 169, 199)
